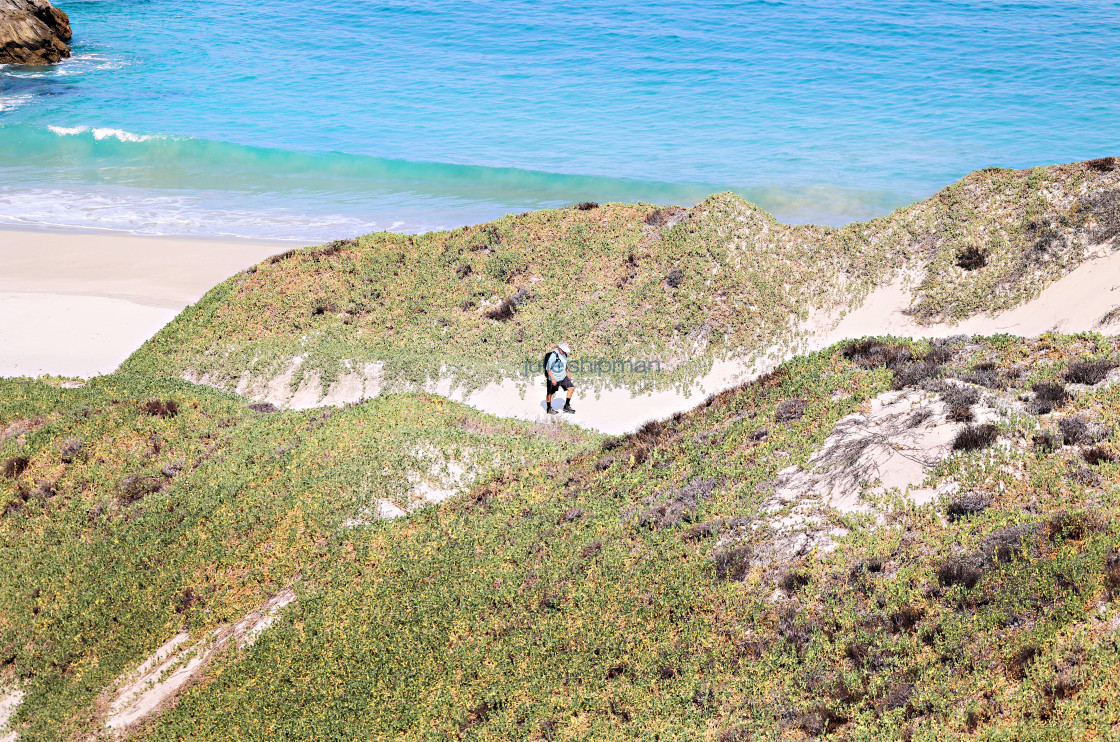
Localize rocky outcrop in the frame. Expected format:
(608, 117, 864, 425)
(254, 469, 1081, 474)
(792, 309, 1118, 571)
(0, 0, 71, 65)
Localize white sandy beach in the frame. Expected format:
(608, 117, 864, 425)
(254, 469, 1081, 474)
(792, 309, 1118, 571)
(0, 228, 302, 378)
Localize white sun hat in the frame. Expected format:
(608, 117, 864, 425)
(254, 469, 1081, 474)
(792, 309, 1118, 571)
(558, 341, 571, 354)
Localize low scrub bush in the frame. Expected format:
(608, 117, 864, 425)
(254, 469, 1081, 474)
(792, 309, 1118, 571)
(1006, 645, 1039, 680)
(843, 340, 910, 369)
(634, 477, 716, 529)
(142, 399, 179, 418)
(1033, 430, 1061, 452)
(117, 474, 162, 504)
(712, 545, 751, 582)
(1044, 510, 1102, 542)
(1080, 190, 1120, 241)
(58, 438, 83, 463)
(956, 246, 987, 270)
(1104, 552, 1120, 599)
(948, 404, 974, 422)
(645, 206, 688, 227)
(2, 456, 30, 479)
(1082, 446, 1115, 466)
(891, 359, 942, 389)
(665, 266, 684, 288)
(775, 398, 806, 423)
(1087, 156, 1117, 172)
(982, 523, 1039, 565)
(683, 518, 722, 542)
(1030, 382, 1069, 414)
(1064, 360, 1115, 385)
(938, 557, 983, 588)
(485, 288, 531, 322)
(946, 493, 990, 521)
(953, 423, 998, 451)
(940, 384, 981, 407)
(1059, 415, 1109, 445)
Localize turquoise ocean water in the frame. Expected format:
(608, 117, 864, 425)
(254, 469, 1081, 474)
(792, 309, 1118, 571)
(0, 0, 1118, 241)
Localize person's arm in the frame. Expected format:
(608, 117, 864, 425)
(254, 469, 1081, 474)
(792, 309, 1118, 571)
(547, 357, 557, 383)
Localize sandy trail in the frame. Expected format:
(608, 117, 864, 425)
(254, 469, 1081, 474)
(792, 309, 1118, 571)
(248, 247, 1120, 435)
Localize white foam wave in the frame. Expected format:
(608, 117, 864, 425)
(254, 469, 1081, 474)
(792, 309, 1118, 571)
(0, 186, 391, 242)
(93, 127, 153, 143)
(54, 53, 127, 76)
(0, 94, 33, 113)
(46, 125, 155, 143)
(47, 125, 87, 136)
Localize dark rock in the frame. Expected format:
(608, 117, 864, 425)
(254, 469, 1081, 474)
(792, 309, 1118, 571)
(0, 0, 72, 65)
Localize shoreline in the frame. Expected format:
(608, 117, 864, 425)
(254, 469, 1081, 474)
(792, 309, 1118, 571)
(0, 227, 305, 309)
(0, 219, 313, 243)
(0, 228, 308, 378)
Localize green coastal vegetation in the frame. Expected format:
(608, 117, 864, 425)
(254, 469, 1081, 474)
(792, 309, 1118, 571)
(6, 336, 1120, 739)
(1, 158, 1120, 740)
(0, 377, 596, 739)
(122, 160, 1119, 398)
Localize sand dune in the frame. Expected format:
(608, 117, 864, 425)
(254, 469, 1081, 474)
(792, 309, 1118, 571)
(213, 246, 1120, 435)
(1, 226, 1116, 433)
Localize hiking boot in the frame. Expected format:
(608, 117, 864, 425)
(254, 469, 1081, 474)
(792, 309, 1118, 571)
(563, 404, 575, 414)
(546, 407, 559, 415)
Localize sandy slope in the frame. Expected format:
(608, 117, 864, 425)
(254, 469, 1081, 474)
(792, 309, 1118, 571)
(0, 228, 302, 378)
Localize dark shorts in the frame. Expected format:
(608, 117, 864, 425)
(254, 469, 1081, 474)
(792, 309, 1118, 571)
(546, 375, 574, 395)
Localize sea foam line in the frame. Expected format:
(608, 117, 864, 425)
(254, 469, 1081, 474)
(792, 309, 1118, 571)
(46, 125, 156, 143)
(0, 94, 32, 113)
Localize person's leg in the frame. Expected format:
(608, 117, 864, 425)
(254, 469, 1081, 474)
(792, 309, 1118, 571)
(562, 378, 575, 412)
(546, 379, 558, 413)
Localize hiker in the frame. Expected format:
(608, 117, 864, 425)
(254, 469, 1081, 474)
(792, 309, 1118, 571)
(544, 341, 576, 414)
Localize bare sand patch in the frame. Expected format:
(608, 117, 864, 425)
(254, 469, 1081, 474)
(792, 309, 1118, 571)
(0, 293, 178, 378)
(0, 687, 23, 742)
(102, 586, 296, 736)
(343, 449, 470, 526)
(740, 384, 1008, 565)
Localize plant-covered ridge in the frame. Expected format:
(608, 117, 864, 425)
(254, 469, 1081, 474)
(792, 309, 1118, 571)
(0, 377, 596, 740)
(8, 333, 1120, 739)
(121, 160, 1120, 399)
(144, 334, 1120, 740)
